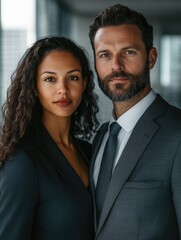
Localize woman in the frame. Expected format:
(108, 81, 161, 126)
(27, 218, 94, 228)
(0, 36, 99, 240)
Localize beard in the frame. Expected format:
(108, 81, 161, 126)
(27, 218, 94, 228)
(97, 61, 150, 102)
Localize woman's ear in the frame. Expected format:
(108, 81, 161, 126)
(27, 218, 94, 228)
(34, 89, 38, 97)
(149, 47, 157, 69)
(83, 77, 87, 91)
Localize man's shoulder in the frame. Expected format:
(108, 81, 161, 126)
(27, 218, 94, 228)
(92, 122, 108, 147)
(147, 94, 181, 119)
(97, 122, 109, 134)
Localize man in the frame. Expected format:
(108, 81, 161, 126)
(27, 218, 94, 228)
(89, 4, 181, 240)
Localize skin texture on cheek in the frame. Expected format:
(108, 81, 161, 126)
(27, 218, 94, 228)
(94, 25, 154, 104)
(97, 60, 150, 102)
(36, 51, 85, 119)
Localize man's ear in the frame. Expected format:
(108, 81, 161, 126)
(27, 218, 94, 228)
(149, 47, 157, 69)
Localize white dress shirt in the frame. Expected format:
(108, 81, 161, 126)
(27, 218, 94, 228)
(93, 89, 157, 187)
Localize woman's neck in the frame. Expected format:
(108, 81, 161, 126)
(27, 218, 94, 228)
(42, 115, 72, 147)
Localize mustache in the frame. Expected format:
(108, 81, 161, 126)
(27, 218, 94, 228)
(104, 70, 134, 81)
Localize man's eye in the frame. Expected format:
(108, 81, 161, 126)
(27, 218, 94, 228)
(124, 50, 136, 55)
(99, 53, 110, 58)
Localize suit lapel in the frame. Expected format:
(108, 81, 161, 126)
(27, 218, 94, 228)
(96, 95, 169, 235)
(90, 123, 109, 230)
(90, 122, 109, 193)
(91, 123, 109, 164)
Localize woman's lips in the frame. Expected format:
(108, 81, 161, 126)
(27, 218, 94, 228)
(53, 99, 72, 107)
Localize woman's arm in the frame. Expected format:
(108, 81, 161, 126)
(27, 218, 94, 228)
(0, 149, 38, 240)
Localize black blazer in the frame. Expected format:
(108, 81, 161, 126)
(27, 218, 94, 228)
(0, 123, 93, 240)
(90, 95, 181, 240)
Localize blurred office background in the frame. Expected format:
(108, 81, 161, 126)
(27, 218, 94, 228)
(0, 0, 181, 123)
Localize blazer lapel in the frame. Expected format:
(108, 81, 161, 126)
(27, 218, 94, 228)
(96, 95, 169, 235)
(35, 124, 91, 201)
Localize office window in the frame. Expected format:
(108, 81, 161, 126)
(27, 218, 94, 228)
(160, 35, 181, 107)
(1, 0, 36, 104)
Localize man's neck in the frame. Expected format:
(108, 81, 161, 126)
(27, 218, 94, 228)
(113, 87, 151, 118)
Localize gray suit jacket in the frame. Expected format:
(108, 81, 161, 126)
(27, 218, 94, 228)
(90, 95, 181, 240)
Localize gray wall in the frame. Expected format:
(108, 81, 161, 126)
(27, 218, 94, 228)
(36, 0, 181, 124)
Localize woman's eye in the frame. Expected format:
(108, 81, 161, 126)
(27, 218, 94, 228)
(68, 76, 79, 81)
(45, 77, 55, 82)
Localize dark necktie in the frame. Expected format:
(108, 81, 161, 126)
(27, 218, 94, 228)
(96, 122, 121, 220)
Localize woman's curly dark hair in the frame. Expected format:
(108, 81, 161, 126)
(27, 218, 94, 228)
(0, 36, 99, 163)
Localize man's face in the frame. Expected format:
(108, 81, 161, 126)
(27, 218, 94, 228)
(94, 24, 157, 102)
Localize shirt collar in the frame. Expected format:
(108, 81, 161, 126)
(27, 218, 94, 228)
(110, 89, 156, 133)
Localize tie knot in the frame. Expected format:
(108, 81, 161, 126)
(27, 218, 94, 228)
(109, 122, 121, 136)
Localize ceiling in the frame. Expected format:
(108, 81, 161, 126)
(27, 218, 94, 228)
(59, 0, 181, 21)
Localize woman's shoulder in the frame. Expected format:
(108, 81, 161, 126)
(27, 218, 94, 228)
(0, 148, 38, 238)
(0, 148, 39, 208)
(0, 147, 38, 187)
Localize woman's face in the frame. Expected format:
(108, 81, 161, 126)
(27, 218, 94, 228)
(36, 50, 86, 120)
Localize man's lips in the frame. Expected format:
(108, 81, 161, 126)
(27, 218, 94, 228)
(109, 77, 128, 83)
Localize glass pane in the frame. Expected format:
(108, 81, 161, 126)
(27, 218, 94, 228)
(1, 0, 36, 103)
(160, 35, 181, 107)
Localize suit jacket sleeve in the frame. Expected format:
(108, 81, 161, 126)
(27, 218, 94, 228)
(0, 149, 38, 240)
(172, 143, 181, 238)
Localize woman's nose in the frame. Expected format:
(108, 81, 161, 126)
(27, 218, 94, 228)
(57, 82, 69, 95)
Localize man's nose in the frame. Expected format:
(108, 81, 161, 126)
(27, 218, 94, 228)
(111, 55, 124, 71)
